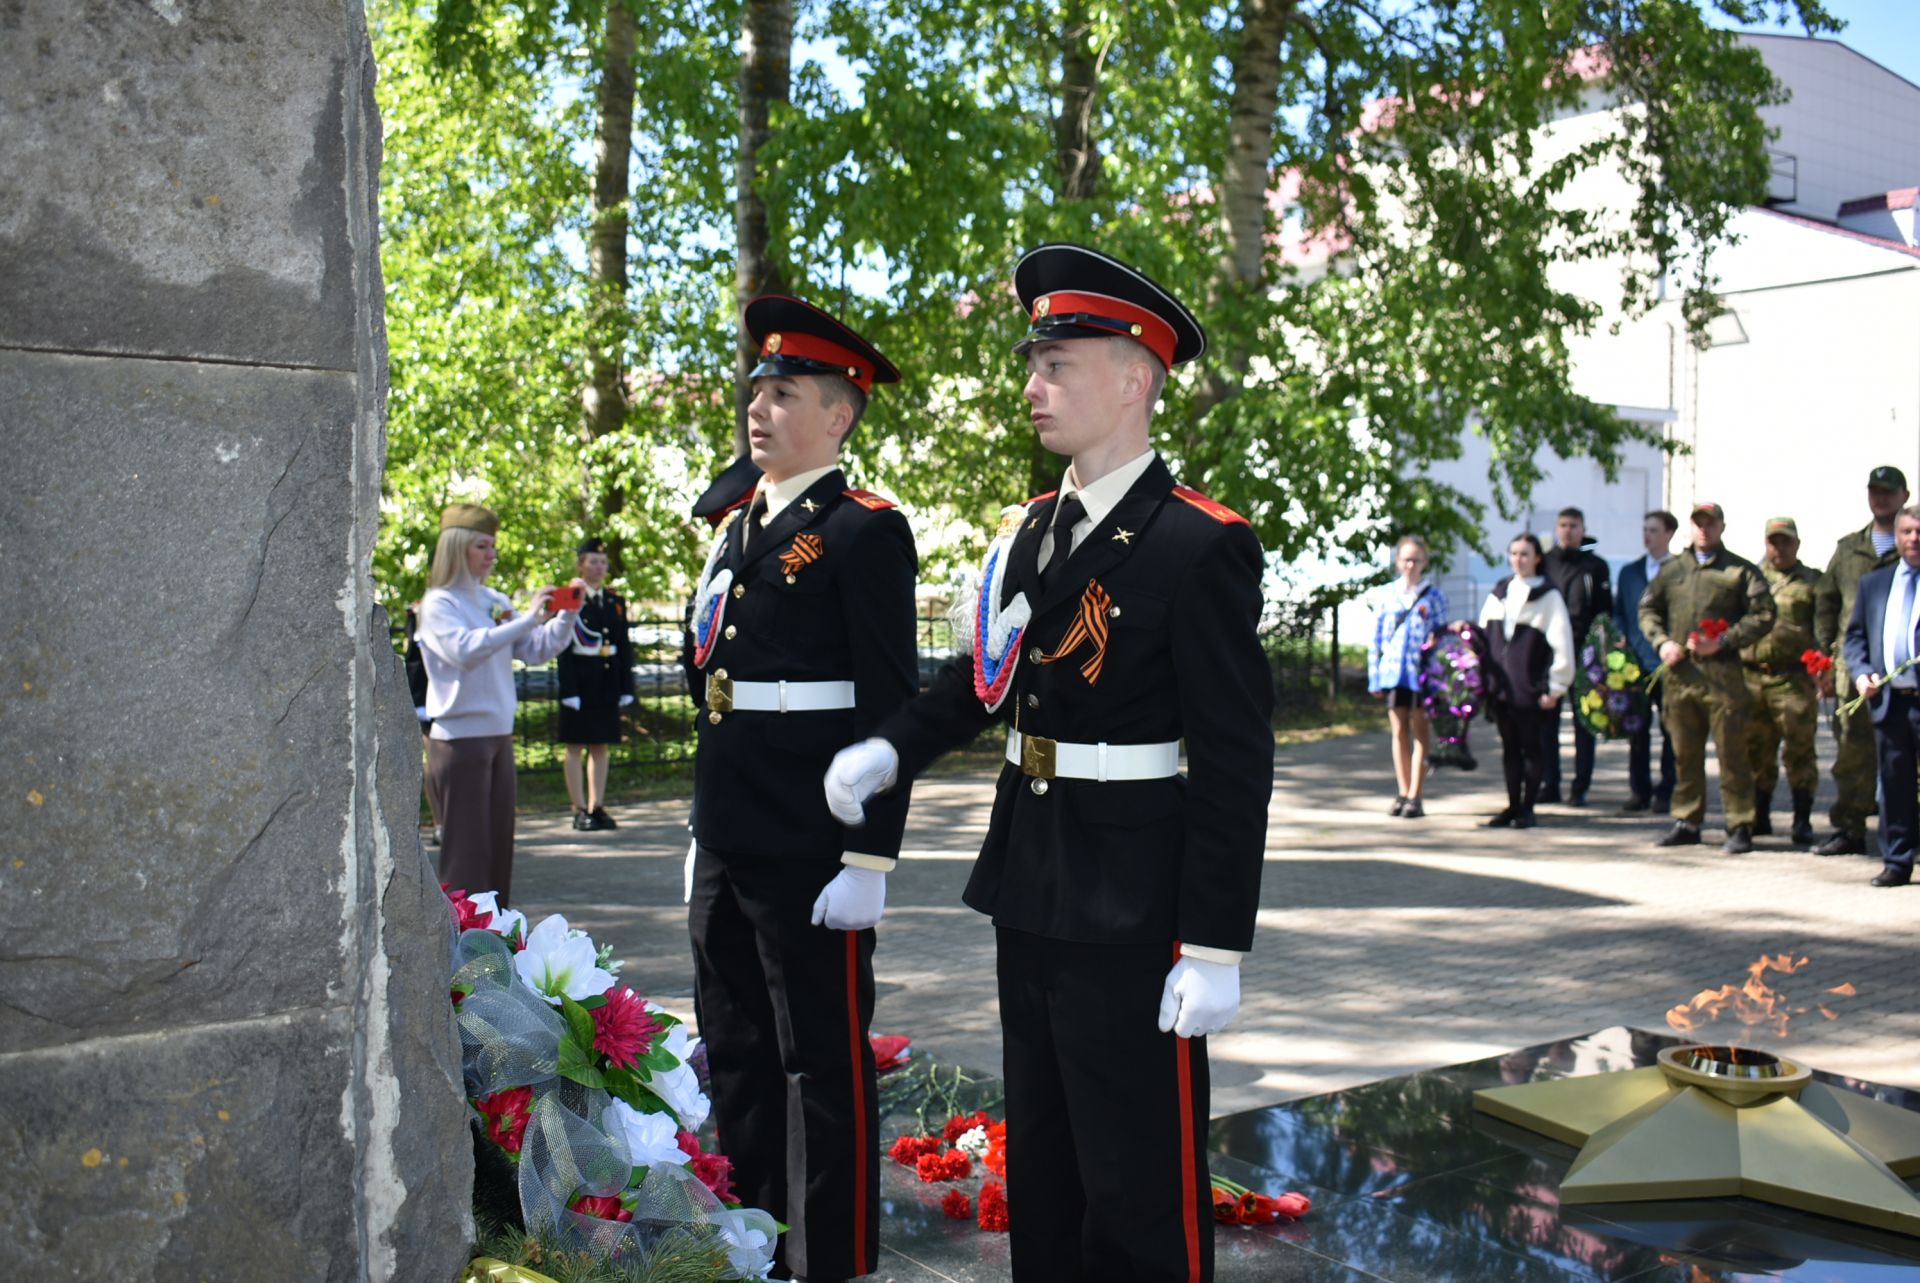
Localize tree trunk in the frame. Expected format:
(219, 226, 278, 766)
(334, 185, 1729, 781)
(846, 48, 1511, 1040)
(1053, 0, 1103, 201)
(583, 0, 636, 576)
(1192, 0, 1295, 424)
(735, 0, 793, 454)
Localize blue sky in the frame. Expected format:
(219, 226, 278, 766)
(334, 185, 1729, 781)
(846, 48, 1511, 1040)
(1731, 0, 1920, 85)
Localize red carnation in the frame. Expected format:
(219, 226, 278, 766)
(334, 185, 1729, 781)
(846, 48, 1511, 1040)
(473, 1086, 534, 1156)
(942, 1110, 992, 1143)
(888, 1134, 943, 1166)
(676, 1130, 737, 1204)
(916, 1150, 972, 1182)
(568, 1193, 632, 1224)
(1802, 649, 1834, 677)
(870, 1033, 912, 1072)
(444, 885, 495, 934)
(977, 1180, 1009, 1232)
(591, 987, 659, 1071)
(940, 1189, 972, 1220)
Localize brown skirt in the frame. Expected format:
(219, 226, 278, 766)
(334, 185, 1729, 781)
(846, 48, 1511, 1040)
(428, 733, 519, 904)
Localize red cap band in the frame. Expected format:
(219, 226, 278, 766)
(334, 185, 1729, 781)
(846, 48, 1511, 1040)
(760, 331, 873, 393)
(1031, 290, 1178, 369)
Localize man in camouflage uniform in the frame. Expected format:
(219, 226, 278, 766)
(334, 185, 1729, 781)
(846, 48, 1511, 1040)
(1640, 502, 1776, 853)
(1812, 465, 1910, 855)
(1742, 517, 1822, 846)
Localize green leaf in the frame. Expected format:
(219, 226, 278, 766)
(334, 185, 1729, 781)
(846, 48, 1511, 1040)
(561, 994, 597, 1050)
(557, 1034, 608, 1089)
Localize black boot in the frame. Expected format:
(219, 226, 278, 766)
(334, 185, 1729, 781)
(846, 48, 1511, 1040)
(1750, 788, 1773, 837)
(1789, 791, 1815, 846)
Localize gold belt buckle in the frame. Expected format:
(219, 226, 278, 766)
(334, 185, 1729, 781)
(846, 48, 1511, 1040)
(1020, 734, 1057, 780)
(706, 669, 734, 713)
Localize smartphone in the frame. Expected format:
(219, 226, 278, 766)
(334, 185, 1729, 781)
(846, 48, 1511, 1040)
(548, 584, 584, 612)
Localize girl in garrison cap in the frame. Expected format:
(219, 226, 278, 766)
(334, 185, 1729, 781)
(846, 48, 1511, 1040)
(416, 504, 576, 904)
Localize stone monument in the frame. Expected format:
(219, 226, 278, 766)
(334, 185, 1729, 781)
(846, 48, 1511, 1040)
(0, 2, 472, 1278)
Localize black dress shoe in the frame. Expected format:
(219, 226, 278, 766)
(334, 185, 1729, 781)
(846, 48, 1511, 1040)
(1568, 789, 1588, 807)
(1814, 831, 1866, 857)
(1512, 812, 1538, 829)
(590, 806, 619, 831)
(1485, 809, 1516, 828)
(1390, 795, 1408, 817)
(1871, 866, 1912, 888)
(1721, 824, 1753, 855)
(571, 809, 592, 832)
(1620, 794, 1650, 814)
(1538, 787, 1563, 805)
(1401, 798, 1425, 819)
(1656, 822, 1701, 847)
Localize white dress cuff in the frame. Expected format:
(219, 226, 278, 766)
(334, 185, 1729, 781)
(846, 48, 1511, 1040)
(1179, 943, 1244, 965)
(840, 852, 897, 872)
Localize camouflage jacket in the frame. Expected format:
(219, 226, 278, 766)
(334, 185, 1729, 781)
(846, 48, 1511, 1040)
(1815, 522, 1899, 656)
(1742, 562, 1820, 669)
(1639, 546, 1776, 657)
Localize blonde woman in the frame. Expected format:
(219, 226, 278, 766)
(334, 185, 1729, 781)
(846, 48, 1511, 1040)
(416, 504, 575, 903)
(1368, 536, 1449, 817)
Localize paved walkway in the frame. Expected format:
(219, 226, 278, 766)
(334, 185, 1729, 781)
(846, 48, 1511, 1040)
(506, 723, 1918, 1119)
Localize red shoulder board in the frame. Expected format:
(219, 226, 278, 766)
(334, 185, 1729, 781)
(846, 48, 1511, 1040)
(1171, 486, 1250, 526)
(1024, 490, 1058, 505)
(843, 488, 898, 511)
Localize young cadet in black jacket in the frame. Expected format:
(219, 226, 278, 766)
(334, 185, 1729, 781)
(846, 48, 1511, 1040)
(1540, 507, 1612, 804)
(825, 244, 1274, 1283)
(558, 535, 635, 831)
(684, 297, 918, 1283)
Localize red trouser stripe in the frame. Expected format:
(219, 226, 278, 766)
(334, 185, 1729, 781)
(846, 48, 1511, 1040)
(1173, 943, 1201, 1283)
(846, 931, 870, 1276)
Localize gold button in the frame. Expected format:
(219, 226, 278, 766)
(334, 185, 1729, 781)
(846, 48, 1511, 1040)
(1030, 778, 1049, 796)
(1109, 605, 1122, 619)
(732, 584, 746, 599)
(1026, 693, 1039, 709)
(1028, 646, 1044, 664)
(786, 573, 797, 585)
(724, 625, 737, 640)
(708, 711, 722, 725)
(715, 668, 728, 680)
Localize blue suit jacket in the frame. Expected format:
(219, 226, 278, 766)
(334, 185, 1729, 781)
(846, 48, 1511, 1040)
(1615, 559, 1661, 672)
(1843, 562, 1920, 725)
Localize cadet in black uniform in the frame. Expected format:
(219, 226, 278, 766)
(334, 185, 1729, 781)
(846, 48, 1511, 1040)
(558, 536, 636, 831)
(827, 244, 1274, 1283)
(684, 297, 919, 1282)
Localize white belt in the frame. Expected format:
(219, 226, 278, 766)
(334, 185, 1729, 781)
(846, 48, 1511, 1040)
(1005, 729, 1180, 782)
(707, 671, 855, 713)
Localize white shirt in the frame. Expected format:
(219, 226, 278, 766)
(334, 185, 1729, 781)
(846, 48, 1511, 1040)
(418, 581, 575, 739)
(1643, 552, 1670, 583)
(1037, 448, 1158, 574)
(1879, 561, 1920, 687)
(744, 464, 838, 549)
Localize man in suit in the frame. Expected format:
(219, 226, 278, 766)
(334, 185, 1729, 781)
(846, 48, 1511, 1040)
(1614, 510, 1677, 814)
(824, 243, 1274, 1282)
(558, 536, 635, 831)
(1541, 507, 1612, 805)
(684, 296, 920, 1281)
(1841, 504, 1920, 888)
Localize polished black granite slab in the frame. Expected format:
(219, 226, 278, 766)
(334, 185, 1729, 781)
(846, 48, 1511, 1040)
(873, 1029, 1920, 1282)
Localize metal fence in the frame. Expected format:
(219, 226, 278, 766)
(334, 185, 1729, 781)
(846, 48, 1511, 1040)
(403, 602, 1343, 774)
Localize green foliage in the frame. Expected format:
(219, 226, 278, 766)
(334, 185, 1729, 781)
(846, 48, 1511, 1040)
(469, 1218, 734, 1283)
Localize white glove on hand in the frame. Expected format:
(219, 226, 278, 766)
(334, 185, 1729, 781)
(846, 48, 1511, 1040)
(823, 738, 899, 827)
(414, 706, 431, 723)
(561, 696, 582, 710)
(810, 866, 887, 930)
(618, 694, 635, 707)
(682, 838, 698, 905)
(1157, 956, 1242, 1039)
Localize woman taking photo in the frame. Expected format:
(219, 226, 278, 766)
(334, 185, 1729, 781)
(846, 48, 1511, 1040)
(417, 503, 575, 904)
(1368, 535, 1449, 817)
(1470, 532, 1574, 829)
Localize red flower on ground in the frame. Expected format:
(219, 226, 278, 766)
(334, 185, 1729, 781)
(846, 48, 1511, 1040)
(677, 1130, 738, 1204)
(940, 1189, 972, 1220)
(916, 1150, 972, 1182)
(984, 1134, 1007, 1177)
(1802, 649, 1834, 677)
(977, 1180, 1009, 1232)
(568, 1193, 632, 1223)
(942, 1110, 993, 1143)
(591, 987, 659, 1070)
(888, 1134, 942, 1166)
(473, 1086, 534, 1156)
(1213, 1186, 1312, 1225)
(870, 1033, 912, 1072)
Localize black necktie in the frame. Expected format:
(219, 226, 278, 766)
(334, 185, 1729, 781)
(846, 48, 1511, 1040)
(1039, 494, 1087, 592)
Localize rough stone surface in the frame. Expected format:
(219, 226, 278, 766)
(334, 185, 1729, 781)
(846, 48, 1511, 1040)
(0, 3, 471, 1280)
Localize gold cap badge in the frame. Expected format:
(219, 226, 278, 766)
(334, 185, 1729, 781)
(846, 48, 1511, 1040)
(766, 333, 783, 354)
(1035, 297, 1051, 318)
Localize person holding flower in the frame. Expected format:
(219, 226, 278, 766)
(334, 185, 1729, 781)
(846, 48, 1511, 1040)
(1468, 532, 1574, 829)
(1368, 535, 1448, 818)
(1637, 502, 1775, 853)
(1741, 517, 1822, 846)
(417, 503, 576, 904)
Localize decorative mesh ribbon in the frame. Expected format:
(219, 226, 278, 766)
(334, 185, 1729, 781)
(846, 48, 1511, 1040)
(451, 930, 777, 1276)
(1035, 579, 1113, 686)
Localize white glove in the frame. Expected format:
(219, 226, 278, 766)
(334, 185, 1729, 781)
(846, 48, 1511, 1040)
(823, 738, 899, 826)
(682, 838, 698, 905)
(811, 866, 887, 930)
(618, 694, 635, 707)
(561, 696, 582, 710)
(1157, 956, 1242, 1039)
(414, 706, 431, 723)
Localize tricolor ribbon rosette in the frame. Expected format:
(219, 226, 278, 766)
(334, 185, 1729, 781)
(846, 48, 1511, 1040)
(969, 504, 1034, 712)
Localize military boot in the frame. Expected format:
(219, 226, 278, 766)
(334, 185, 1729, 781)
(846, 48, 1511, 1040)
(1789, 791, 1816, 847)
(1751, 788, 1773, 837)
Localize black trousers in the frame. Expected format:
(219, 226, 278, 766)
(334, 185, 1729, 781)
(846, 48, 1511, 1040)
(1540, 697, 1595, 794)
(996, 927, 1212, 1282)
(689, 845, 878, 1281)
(1627, 688, 1675, 805)
(1873, 691, 1920, 876)
(1494, 703, 1551, 816)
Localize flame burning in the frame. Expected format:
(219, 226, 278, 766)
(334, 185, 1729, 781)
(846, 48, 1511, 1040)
(1665, 954, 1857, 1043)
